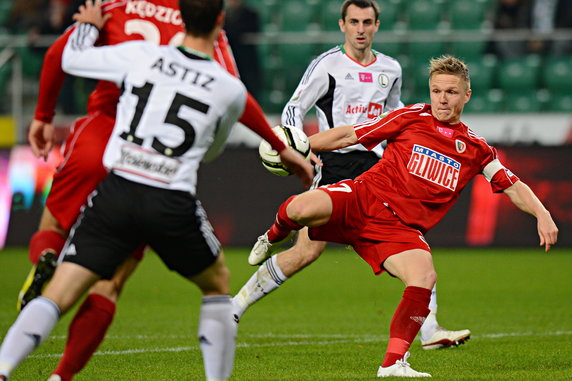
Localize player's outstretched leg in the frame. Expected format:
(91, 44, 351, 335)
(47, 254, 140, 381)
(419, 284, 471, 350)
(232, 255, 287, 322)
(235, 228, 326, 321)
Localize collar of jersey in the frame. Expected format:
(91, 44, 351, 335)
(177, 46, 212, 61)
(339, 44, 377, 67)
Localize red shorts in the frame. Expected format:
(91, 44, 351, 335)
(46, 112, 113, 232)
(308, 179, 431, 275)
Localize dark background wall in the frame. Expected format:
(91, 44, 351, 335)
(2, 146, 571, 248)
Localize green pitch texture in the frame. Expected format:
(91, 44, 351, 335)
(1, 247, 571, 380)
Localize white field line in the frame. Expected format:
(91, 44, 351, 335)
(30, 330, 572, 359)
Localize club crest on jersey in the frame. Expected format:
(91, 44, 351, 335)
(358, 72, 373, 82)
(407, 144, 461, 191)
(456, 139, 466, 153)
(377, 73, 389, 88)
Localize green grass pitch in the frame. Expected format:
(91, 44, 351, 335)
(1, 246, 571, 380)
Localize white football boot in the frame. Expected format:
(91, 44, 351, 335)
(248, 232, 273, 265)
(421, 327, 471, 350)
(377, 352, 431, 378)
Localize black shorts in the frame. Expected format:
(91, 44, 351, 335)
(61, 173, 220, 279)
(312, 151, 380, 188)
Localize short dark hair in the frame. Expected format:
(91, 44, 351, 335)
(341, 0, 380, 21)
(179, 0, 224, 37)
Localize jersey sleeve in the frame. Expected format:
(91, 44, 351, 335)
(281, 58, 329, 129)
(480, 146, 520, 193)
(385, 69, 404, 111)
(354, 104, 424, 150)
(240, 93, 286, 152)
(34, 27, 75, 123)
(214, 30, 240, 78)
(203, 83, 247, 162)
(62, 23, 146, 84)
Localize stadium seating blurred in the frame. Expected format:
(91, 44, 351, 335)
(0, 0, 570, 121)
(243, 0, 572, 114)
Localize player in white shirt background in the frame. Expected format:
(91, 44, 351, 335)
(232, 0, 471, 351)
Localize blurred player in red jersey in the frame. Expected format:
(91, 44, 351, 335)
(249, 56, 559, 378)
(20, 1, 312, 380)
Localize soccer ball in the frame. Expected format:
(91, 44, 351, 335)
(259, 125, 311, 176)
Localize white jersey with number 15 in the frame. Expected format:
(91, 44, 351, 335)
(62, 24, 246, 195)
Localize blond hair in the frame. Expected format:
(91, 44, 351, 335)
(429, 55, 471, 91)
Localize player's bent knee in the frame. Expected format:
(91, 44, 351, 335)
(89, 279, 122, 302)
(286, 192, 332, 226)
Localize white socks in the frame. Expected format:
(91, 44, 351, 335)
(199, 295, 236, 381)
(420, 284, 439, 341)
(0, 297, 60, 378)
(232, 256, 288, 320)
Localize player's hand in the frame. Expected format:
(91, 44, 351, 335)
(279, 147, 314, 189)
(537, 212, 558, 252)
(73, 0, 112, 30)
(309, 152, 322, 167)
(28, 119, 55, 161)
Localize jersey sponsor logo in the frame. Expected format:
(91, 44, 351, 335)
(114, 144, 181, 184)
(344, 73, 354, 80)
(437, 126, 454, 138)
(407, 144, 461, 191)
(125, 0, 183, 26)
(358, 72, 373, 82)
(377, 73, 389, 88)
(456, 139, 466, 153)
(345, 102, 383, 118)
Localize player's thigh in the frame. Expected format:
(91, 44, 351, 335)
(61, 175, 144, 280)
(294, 227, 327, 259)
(148, 195, 221, 280)
(383, 249, 436, 288)
(88, 254, 142, 302)
(287, 189, 333, 226)
(37, 206, 67, 236)
(46, 113, 114, 231)
(43, 262, 100, 314)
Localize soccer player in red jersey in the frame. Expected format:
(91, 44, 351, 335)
(20, 1, 312, 380)
(249, 56, 559, 377)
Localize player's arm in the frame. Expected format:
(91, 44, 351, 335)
(385, 68, 405, 111)
(309, 125, 357, 151)
(503, 180, 558, 252)
(62, 3, 136, 83)
(30, 27, 75, 160)
(214, 30, 288, 154)
(281, 58, 328, 129)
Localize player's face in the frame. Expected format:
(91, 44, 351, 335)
(340, 5, 380, 53)
(429, 74, 472, 124)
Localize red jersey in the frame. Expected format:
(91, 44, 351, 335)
(354, 103, 519, 233)
(34, 0, 285, 151)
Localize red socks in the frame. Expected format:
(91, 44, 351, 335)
(29, 230, 66, 264)
(381, 286, 431, 367)
(52, 294, 116, 381)
(267, 196, 303, 242)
